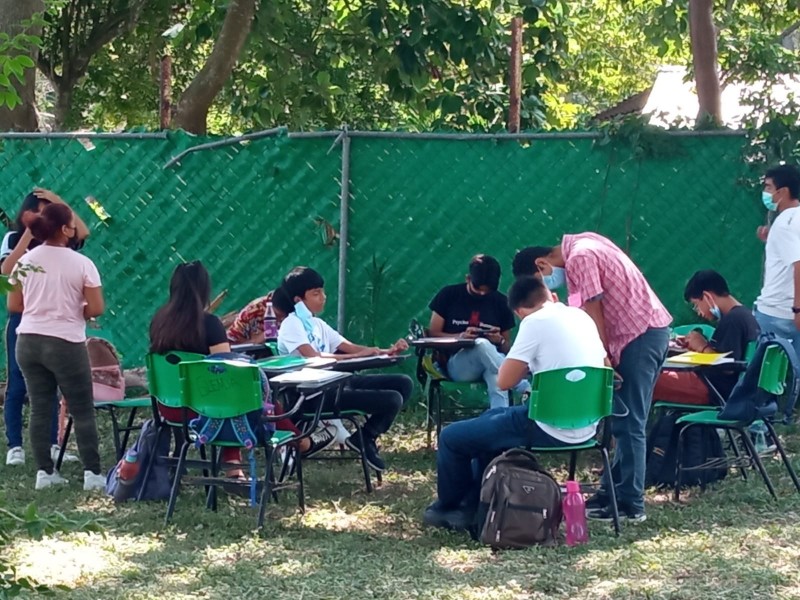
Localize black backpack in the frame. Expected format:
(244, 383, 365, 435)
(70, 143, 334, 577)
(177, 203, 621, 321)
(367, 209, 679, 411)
(104, 419, 173, 502)
(475, 449, 562, 549)
(645, 412, 727, 489)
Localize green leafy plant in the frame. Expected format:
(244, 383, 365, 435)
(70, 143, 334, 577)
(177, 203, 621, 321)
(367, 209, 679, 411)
(0, 26, 41, 109)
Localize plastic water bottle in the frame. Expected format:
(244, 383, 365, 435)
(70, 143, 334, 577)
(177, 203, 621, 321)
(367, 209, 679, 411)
(113, 449, 140, 503)
(562, 480, 589, 546)
(750, 421, 769, 454)
(263, 302, 278, 340)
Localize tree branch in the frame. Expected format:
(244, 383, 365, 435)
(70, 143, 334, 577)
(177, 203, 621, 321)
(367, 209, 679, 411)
(173, 0, 258, 134)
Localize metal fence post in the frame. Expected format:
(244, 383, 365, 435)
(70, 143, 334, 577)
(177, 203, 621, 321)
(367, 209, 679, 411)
(337, 125, 351, 333)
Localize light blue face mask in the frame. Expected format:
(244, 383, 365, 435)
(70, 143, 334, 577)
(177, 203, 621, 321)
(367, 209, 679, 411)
(294, 300, 321, 350)
(542, 266, 566, 291)
(709, 304, 722, 320)
(763, 191, 777, 211)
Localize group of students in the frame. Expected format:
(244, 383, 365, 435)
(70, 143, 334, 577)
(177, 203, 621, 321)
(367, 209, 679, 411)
(3, 163, 799, 531)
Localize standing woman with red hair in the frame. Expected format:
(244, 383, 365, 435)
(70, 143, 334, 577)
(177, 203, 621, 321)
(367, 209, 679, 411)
(7, 203, 106, 491)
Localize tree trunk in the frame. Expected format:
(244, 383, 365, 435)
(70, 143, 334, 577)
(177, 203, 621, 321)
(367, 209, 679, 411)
(0, 0, 45, 132)
(689, 0, 722, 126)
(172, 0, 257, 134)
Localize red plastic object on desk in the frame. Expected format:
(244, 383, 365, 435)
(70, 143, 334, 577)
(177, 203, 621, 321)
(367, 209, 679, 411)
(562, 480, 589, 546)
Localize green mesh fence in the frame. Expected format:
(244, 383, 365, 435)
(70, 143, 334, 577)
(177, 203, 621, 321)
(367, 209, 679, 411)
(0, 130, 763, 368)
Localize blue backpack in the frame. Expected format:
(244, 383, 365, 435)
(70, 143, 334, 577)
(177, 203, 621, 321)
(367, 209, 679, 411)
(718, 333, 800, 424)
(105, 418, 172, 502)
(187, 353, 276, 505)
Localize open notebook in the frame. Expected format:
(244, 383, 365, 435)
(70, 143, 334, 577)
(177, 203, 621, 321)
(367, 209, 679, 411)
(668, 351, 734, 366)
(270, 368, 348, 384)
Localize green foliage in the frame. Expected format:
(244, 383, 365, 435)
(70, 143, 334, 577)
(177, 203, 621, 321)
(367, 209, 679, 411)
(0, 25, 42, 110)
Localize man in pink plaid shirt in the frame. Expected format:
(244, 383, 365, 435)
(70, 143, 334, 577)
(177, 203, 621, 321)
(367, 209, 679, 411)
(513, 232, 671, 523)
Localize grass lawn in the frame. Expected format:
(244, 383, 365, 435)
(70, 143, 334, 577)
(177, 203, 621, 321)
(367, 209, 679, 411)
(3, 407, 800, 600)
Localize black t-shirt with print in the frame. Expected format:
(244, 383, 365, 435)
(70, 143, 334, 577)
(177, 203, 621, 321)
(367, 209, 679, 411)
(428, 283, 515, 334)
(706, 305, 760, 400)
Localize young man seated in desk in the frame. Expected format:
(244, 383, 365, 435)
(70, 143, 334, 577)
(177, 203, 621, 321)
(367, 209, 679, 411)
(423, 275, 606, 531)
(277, 266, 413, 471)
(655, 270, 759, 405)
(427, 254, 529, 408)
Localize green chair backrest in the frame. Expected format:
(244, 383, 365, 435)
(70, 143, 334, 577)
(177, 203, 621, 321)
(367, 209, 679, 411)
(744, 339, 757, 363)
(145, 351, 205, 408)
(672, 323, 716, 340)
(178, 359, 263, 419)
(528, 366, 614, 429)
(757, 344, 789, 396)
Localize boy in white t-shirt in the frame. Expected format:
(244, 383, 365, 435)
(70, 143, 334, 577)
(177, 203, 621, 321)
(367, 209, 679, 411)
(277, 267, 413, 472)
(423, 275, 605, 531)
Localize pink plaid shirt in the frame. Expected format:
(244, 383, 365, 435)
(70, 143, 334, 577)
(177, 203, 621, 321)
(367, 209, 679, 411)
(562, 232, 672, 365)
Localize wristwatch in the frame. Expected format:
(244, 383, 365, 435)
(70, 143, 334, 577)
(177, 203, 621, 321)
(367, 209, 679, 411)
(793, 307, 800, 314)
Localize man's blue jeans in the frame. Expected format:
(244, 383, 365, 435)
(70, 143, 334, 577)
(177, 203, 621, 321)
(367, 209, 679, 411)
(754, 309, 800, 362)
(601, 327, 669, 513)
(436, 405, 564, 509)
(4, 313, 58, 449)
(447, 338, 531, 409)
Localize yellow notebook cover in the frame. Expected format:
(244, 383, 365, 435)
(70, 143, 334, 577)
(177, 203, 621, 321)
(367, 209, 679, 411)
(668, 351, 732, 365)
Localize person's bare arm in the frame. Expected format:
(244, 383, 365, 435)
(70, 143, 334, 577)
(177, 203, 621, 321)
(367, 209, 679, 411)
(429, 312, 478, 339)
(209, 342, 232, 354)
(1, 230, 34, 276)
(34, 188, 90, 240)
(7, 289, 23, 313)
(83, 286, 105, 319)
(498, 358, 529, 391)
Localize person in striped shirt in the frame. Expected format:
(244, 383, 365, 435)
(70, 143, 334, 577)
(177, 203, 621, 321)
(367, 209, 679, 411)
(513, 232, 671, 523)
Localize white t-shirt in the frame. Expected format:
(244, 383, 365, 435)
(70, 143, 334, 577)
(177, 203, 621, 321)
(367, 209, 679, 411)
(277, 312, 345, 357)
(506, 302, 606, 443)
(13, 245, 102, 343)
(757, 206, 800, 320)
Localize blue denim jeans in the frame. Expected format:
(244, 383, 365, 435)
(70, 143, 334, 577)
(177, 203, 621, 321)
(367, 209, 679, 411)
(447, 338, 531, 409)
(436, 405, 563, 509)
(602, 327, 669, 513)
(754, 309, 800, 363)
(4, 313, 58, 449)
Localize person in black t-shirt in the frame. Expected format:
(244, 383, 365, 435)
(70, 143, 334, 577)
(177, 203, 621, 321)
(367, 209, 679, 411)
(428, 254, 530, 408)
(654, 270, 760, 405)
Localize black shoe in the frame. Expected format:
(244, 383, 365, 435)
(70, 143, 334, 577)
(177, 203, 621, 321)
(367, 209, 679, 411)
(345, 433, 386, 472)
(584, 492, 610, 511)
(587, 503, 646, 523)
(422, 501, 475, 531)
(302, 424, 337, 458)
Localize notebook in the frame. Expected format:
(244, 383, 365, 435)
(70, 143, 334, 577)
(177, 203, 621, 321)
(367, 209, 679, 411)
(270, 368, 348, 384)
(667, 351, 734, 366)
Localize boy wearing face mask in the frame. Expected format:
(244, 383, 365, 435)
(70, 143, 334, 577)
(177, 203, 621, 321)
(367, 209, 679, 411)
(654, 270, 759, 405)
(754, 164, 800, 360)
(512, 234, 671, 523)
(277, 267, 413, 472)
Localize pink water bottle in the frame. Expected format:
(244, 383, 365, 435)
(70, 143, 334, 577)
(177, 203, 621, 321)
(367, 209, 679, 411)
(563, 480, 589, 546)
(263, 302, 279, 340)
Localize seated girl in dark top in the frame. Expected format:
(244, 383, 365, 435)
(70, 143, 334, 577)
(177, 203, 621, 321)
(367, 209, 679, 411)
(150, 261, 246, 476)
(149, 262, 309, 475)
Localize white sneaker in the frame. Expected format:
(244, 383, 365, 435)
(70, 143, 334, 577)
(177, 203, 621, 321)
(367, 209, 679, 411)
(35, 469, 69, 490)
(6, 446, 25, 466)
(50, 445, 79, 463)
(324, 419, 351, 445)
(83, 470, 106, 491)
